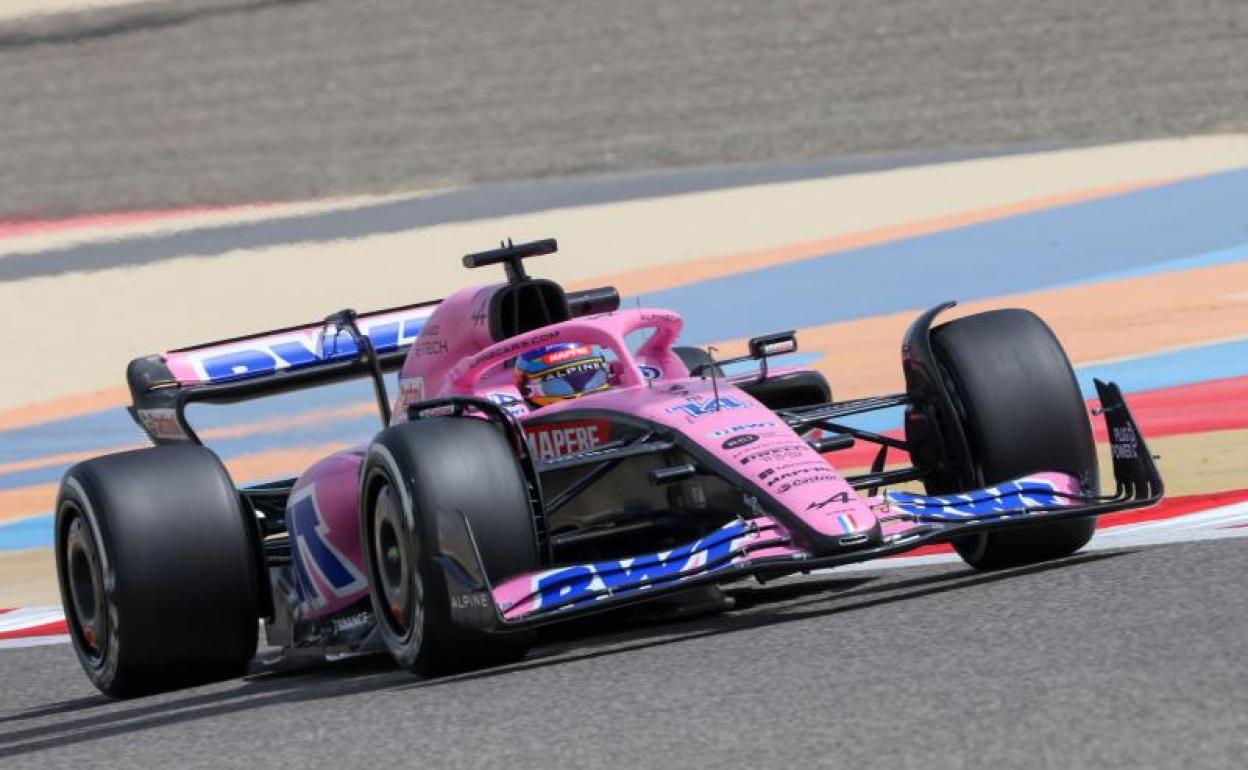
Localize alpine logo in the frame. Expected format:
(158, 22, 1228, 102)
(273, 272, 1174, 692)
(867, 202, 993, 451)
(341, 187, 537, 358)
(807, 491, 851, 511)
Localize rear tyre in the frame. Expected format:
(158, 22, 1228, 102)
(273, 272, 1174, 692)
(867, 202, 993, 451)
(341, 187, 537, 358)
(360, 417, 540, 676)
(55, 446, 260, 697)
(928, 309, 1098, 570)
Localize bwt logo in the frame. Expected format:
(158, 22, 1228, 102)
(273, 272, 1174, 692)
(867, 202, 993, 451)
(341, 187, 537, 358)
(889, 479, 1067, 519)
(531, 521, 751, 611)
(666, 397, 746, 418)
(195, 315, 426, 381)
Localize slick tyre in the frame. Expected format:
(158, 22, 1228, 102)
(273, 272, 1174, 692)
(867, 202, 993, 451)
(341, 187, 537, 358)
(55, 445, 260, 697)
(929, 309, 1099, 570)
(360, 417, 539, 676)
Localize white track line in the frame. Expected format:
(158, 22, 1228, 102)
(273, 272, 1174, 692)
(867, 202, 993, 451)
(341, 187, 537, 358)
(836, 501, 1248, 573)
(0, 1, 147, 24)
(0, 605, 68, 650)
(0, 634, 71, 650)
(0, 606, 64, 634)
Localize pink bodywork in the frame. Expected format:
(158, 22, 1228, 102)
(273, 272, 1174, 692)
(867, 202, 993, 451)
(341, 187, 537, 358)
(280, 283, 1081, 621)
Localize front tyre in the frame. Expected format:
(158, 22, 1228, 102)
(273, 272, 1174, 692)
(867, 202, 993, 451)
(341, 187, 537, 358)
(928, 309, 1099, 570)
(55, 446, 260, 697)
(360, 417, 540, 676)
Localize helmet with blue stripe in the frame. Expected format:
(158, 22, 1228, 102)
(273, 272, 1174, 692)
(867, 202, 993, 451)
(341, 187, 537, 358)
(515, 343, 613, 407)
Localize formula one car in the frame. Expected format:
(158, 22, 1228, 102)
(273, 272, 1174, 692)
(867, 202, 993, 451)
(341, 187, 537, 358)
(55, 239, 1163, 696)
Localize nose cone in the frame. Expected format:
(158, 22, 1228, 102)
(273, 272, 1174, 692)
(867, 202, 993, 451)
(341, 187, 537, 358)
(645, 381, 880, 550)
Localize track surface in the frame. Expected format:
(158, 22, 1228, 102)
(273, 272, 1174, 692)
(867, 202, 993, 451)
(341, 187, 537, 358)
(2, 2, 1246, 766)
(3, 539, 1246, 768)
(1, 0, 1246, 217)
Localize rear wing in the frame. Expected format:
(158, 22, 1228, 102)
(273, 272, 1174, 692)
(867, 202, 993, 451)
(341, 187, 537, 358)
(126, 300, 437, 443)
(125, 287, 620, 444)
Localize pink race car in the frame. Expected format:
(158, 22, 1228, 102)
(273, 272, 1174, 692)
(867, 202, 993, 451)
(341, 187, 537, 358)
(55, 239, 1163, 697)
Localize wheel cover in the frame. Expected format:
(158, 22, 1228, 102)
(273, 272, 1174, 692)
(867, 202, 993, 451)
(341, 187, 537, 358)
(371, 484, 423, 645)
(63, 511, 108, 666)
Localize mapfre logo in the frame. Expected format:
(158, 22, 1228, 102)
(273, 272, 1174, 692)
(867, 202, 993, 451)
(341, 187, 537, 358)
(544, 345, 593, 365)
(525, 419, 611, 461)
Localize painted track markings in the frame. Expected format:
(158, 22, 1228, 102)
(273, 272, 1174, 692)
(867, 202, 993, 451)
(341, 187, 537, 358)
(4, 489, 1245, 651)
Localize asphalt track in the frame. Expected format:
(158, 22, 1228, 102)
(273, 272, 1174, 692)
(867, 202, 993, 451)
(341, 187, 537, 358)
(2, 2, 1247, 767)
(2, 539, 1246, 768)
(2, 141, 1247, 770)
(1, 0, 1247, 217)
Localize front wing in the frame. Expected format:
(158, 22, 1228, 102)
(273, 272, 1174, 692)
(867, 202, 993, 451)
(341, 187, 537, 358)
(445, 379, 1162, 631)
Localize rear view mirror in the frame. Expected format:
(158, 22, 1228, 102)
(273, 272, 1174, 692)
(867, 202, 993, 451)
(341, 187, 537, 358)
(748, 331, 798, 359)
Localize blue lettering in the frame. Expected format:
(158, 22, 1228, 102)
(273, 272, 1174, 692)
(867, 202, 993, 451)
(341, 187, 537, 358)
(701, 526, 740, 566)
(366, 321, 399, 352)
(196, 313, 427, 382)
(271, 339, 320, 367)
(201, 348, 279, 380)
(599, 547, 694, 591)
(668, 397, 747, 418)
(888, 480, 1064, 519)
(536, 565, 595, 609)
(534, 522, 749, 610)
(1015, 482, 1062, 507)
(318, 330, 359, 359)
(400, 318, 425, 344)
(289, 493, 364, 607)
(951, 484, 1016, 515)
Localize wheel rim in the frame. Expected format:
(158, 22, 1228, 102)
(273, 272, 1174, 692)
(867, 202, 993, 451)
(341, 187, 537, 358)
(371, 483, 422, 642)
(64, 512, 108, 666)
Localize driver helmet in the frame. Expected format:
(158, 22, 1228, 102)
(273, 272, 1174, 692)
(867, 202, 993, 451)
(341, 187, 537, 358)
(515, 343, 612, 407)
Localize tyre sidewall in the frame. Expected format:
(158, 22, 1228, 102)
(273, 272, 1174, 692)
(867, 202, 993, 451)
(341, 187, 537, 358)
(55, 478, 123, 693)
(55, 446, 259, 696)
(929, 309, 1098, 569)
(360, 418, 539, 675)
(359, 441, 441, 671)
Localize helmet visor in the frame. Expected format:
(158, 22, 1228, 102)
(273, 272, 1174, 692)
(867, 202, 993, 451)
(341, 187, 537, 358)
(528, 359, 610, 400)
